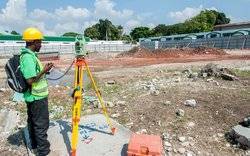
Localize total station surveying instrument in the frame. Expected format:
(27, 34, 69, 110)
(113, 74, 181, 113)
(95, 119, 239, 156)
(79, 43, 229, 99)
(71, 35, 116, 156)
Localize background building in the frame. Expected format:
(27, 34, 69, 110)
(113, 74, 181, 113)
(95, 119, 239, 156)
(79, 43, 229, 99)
(214, 22, 250, 31)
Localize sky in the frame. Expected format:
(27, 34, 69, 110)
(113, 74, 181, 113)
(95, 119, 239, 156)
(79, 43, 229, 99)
(0, 0, 249, 36)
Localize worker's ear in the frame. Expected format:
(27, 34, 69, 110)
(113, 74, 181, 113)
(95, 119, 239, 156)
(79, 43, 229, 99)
(34, 40, 42, 44)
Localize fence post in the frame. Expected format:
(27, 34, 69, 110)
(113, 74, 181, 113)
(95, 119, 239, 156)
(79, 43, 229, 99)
(226, 36, 231, 49)
(186, 40, 192, 48)
(155, 41, 159, 49)
(242, 36, 247, 49)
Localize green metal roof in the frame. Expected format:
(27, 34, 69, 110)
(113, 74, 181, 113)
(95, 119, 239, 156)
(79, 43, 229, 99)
(0, 34, 91, 42)
(140, 28, 250, 41)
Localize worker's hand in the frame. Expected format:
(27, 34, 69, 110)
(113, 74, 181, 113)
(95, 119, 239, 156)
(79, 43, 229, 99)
(43, 62, 54, 73)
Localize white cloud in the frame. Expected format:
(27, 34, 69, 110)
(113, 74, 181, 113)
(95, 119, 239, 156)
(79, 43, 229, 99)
(54, 22, 81, 35)
(0, 0, 153, 35)
(168, 5, 203, 22)
(168, 5, 219, 23)
(124, 19, 141, 33)
(0, 0, 92, 35)
(93, 0, 141, 34)
(229, 15, 244, 23)
(0, 0, 26, 22)
(126, 20, 141, 28)
(29, 9, 53, 21)
(55, 6, 90, 22)
(207, 7, 217, 11)
(0, 0, 33, 33)
(147, 23, 155, 29)
(83, 20, 98, 29)
(94, 0, 133, 20)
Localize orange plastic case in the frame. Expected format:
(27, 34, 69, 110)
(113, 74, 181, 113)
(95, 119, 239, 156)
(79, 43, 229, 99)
(127, 134, 163, 156)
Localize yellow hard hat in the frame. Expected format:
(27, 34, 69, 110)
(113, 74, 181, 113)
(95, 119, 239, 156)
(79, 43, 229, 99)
(22, 27, 44, 41)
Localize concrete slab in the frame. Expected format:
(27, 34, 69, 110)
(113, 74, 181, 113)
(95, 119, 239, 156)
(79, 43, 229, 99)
(24, 114, 132, 156)
(230, 125, 250, 149)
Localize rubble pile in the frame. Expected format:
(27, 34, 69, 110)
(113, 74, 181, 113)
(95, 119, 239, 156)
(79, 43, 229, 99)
(227, 116, 250, 150)
(117, 47, 227, 58)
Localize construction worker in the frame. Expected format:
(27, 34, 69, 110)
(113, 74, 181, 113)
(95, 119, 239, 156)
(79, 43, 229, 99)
(20, 27, 53, 156)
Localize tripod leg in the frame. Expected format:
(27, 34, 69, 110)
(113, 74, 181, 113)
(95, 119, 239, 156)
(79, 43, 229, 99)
(71, 59, 84, 156)
(83, 60, 116, 135)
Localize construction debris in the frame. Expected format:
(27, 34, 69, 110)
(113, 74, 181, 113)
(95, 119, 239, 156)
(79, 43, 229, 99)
(106, 101, 115, 108)
(184, 99, 197, 107)
(12, 92, 24, 102)
(200, 63, 221, 77)
(178, 147, 186, 154)
(0, 109, 20, 136)
(127, 134, 163, 156)
(136, 129, 147, 134)
(0, 88, 6, 92)
(162, 132, 170, 141)
(117, 47, 227, 58)
(187, 122, 196, 128)
(0, 47, 249, 156)
(116, 100, 126, 106)
(163, 100, 171, 106)
(178, 136, 186, 143)
(176, 109, 185, 117)
(199, 63, 239, 81)
(107, 80, 116, 85)
(111, 113, 121, 118)
(221, 73, 239, 81)
(228, 125, 250, 149)
(240, 116, 250, 127)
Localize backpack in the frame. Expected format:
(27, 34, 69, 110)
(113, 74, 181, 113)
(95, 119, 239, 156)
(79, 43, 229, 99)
(5, 55, 29, 93)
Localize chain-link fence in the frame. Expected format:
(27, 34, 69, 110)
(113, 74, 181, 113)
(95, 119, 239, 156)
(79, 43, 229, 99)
(140, 35, 250, 50)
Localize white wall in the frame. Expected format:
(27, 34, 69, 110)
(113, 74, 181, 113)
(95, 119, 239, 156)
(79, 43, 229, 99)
(0, 40, 137, 55)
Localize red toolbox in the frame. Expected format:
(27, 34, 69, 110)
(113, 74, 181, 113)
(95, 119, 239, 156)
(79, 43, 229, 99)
(127, 133, 163, 156)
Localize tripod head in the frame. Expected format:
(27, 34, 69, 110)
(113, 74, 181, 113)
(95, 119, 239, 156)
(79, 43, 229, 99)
(75, 35, 88, 57)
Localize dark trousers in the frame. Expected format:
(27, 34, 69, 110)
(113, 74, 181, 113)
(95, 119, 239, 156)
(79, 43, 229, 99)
(27, 97, 50, 156)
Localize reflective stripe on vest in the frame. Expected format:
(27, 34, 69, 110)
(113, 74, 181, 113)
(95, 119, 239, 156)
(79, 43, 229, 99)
(31, 57, 48, 97)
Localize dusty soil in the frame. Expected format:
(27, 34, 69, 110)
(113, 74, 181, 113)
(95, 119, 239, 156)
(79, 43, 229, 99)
(0, 48, 250, 156)
(117, 47, 227, 58)
(51, 47, 250, 73)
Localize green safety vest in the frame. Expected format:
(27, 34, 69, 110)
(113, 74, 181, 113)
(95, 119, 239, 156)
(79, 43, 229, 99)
(31, 57, 49, 97)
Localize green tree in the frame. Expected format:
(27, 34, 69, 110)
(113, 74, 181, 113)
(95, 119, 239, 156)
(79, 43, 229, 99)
(117, 25, 123, 39)
(121, 34, 132, 43)
(151, 10, 231, 37)
(62, 32, 79, 37)
(84, 26, 100, 40)
(152, 24, 168, 36)
(130, 27, 152, 42)
(187, 10, 217, 32)
(84, 19, 123, 40)
(10, 30, 20, 35)
(211, 10, 230, 25)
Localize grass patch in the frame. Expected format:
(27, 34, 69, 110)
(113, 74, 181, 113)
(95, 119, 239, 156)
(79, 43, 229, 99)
(101, 83, 122, 95)
(232, 69, 250, 78)
(171, 116, 188, 133)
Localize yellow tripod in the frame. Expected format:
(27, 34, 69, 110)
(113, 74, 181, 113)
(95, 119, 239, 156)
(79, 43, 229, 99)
(71, 57, 116, 156)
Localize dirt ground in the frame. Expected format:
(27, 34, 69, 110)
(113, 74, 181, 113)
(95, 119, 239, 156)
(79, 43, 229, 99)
(0, 48, 249, 156)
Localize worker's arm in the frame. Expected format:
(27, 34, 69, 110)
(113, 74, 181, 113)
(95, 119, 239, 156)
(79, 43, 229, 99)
(26, 63, 53, 85)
